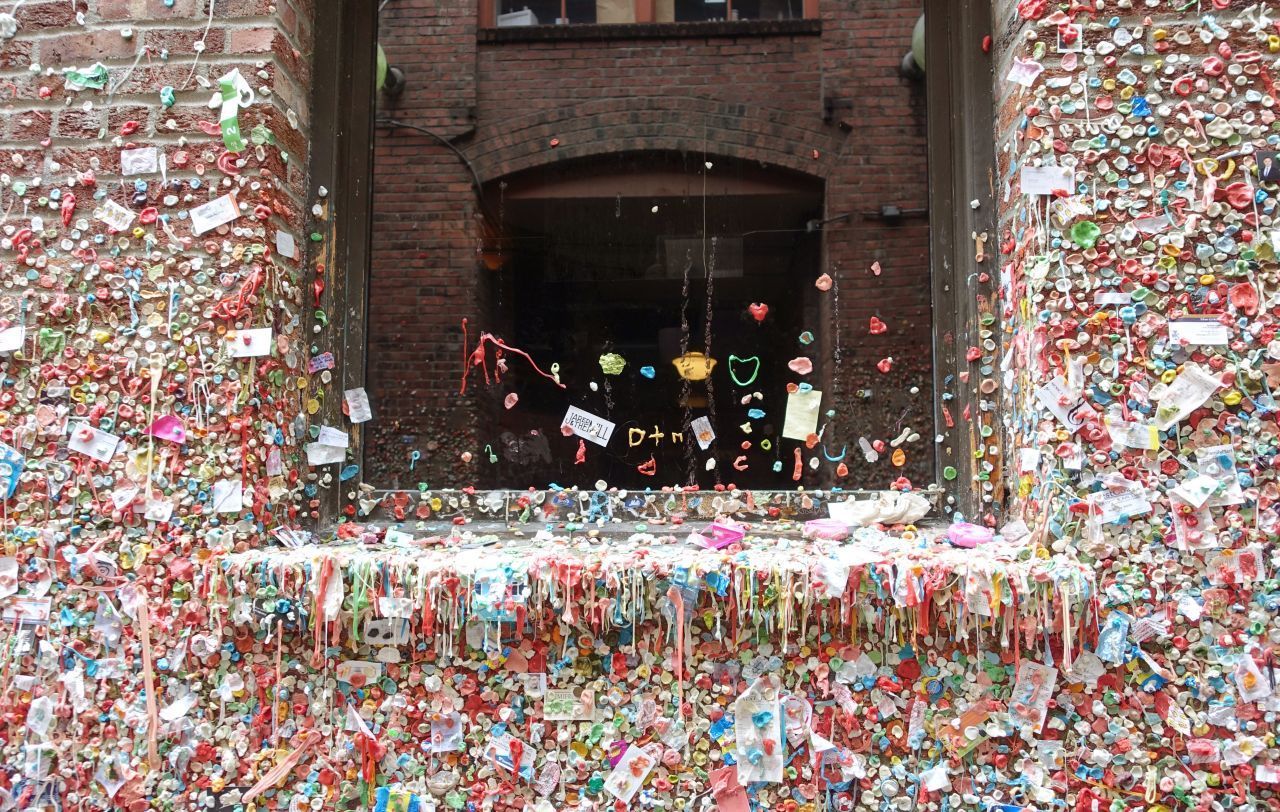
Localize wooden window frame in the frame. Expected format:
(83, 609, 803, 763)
(307, 0, 997, 529)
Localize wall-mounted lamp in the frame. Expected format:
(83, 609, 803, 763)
(900, 14, 925, 80)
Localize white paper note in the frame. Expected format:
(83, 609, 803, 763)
(1021, 165, 1072, 195)
(0, 325, 24, 353)
(604, 744, 658, 803)
(782, 389, 822, 440)
(1154, 365, 1221, 430)
(93, 199, 135, 231)
(227, 327, 272, 358)
(211, 479, 244, 513)
(275, 230, 298, 259)
(120, 147, 159, 176)
(315, 426, 349, 448)
(1034, 377, 1096, 433)
(305, 443, 346, 465)
(690, 415, 715, 450)
(68, 423, 120, 462)
(1090, 488, 1152, 524)
(344, 388, 373, 423)
(189, 193, 240, 235)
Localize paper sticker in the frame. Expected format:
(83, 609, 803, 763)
(335, 660, 381, 684)
(1170, 474, 1219, 510)
(2, 597, 50, 623)
(210, 479, 244, 513)
(0, 441, 24, 499)
(93, 199, 136, 231)
(734, 675, 783, 784)
(604, 744, 658, 803)
(68, 424, 120, 462)
(1169, 319, 1230, 346)
(1094, 291, 1131, 305)
(430, 711, 464, 752)
(1195, 444, 1245, 506)
(315, 426, 349, 448)
(227, 327, 272, 358)
(305, 443, 346, 466)
(0, 325, 24, 353)
(782, 389, 822, 440)
(1104, 417, 1159, 450)
(345, 388, 373, 423)
(1006, 56, 1044, 87)
(562, 405, 615, 447)
(1008, 662, 1058, 732)
(190, 193, 241, 235)
(1089, 487, 1152, 524)
(120, 147, 159, 176)
(482, 732, 535, 780)
(275, 230, 297, 259)
(1020, 164, 1072, 195)
(1034, 377, 1096, 432)
(690, 415, 715, 450)
(1154, 365, 1221, 430)
(543, 687, 594, 721)
(144, 499, 174, 523)
(0, 558, 18, 599)
(308, 352, 335, 373)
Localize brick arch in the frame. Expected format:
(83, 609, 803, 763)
(467, 95, 841, 184)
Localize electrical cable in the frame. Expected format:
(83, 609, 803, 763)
(375, 118, 489, 213)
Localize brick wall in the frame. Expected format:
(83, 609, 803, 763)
(370, 0, 933, 489)
(0, 0, 313, 532)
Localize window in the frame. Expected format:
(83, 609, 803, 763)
(311, 0, 998, 522)
(484, 0, 816, 26)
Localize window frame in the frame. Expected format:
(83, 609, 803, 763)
(307, 0, 998, 529)
(477, 0, 821, 27)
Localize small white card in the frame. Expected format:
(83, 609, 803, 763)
(562, 405, 615, 447)
(144, 499, 174, 523)
(316, 426, 349, 448)
(1021, 164, 1072, 195)
(189, 193, 240, 235)
(1090, 488, 1152, 524)
(305, 443, 347, 466)
(120, 147, 159, 176)
(68, 423, 120, 462)
(227, 327, 272, 358)
(1171, 474, 1219, 509)
(0, 325, 24, 353)
(1169, 319, 1229, 346)
(1094, 291, 1131, 306)
(211, 479, 244, 513)
(93, 199, 135, 231)
(275, 230, 297, 259)
(345, 388, 372, 423)
(1104, 418, 1159, 450)
(1034, 377, 1096, 433)
(605, 745, 658, 803)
